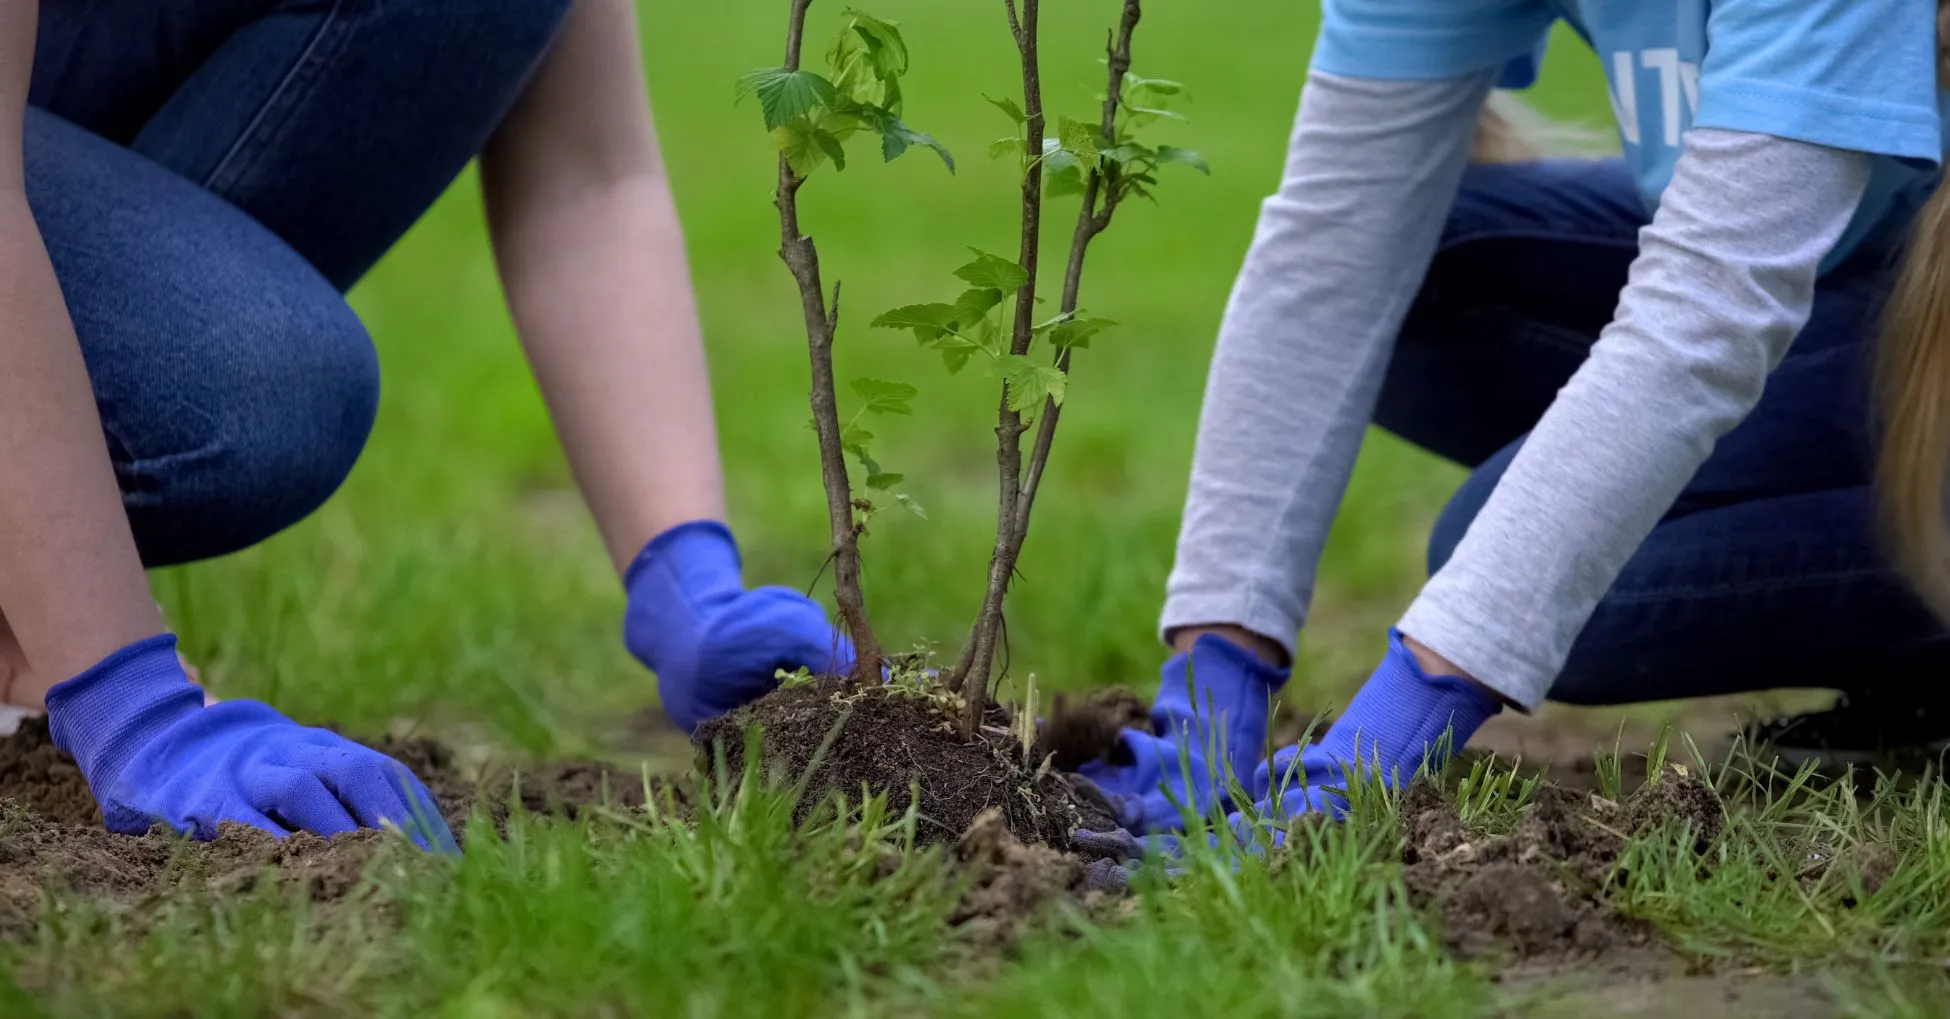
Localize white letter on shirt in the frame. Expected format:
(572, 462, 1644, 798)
(1609, 51, 1641, 146)
(1642, 48, 1684, 146)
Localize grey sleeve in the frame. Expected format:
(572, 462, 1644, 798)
(1160, 70, 1494, 656)
(1399, 130, 1872, 708)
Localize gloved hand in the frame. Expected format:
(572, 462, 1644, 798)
(625, 520, 854, 733)
(1075, 634, 1288, 833)
(1074, 630, 1501, 867)
(47, 634, 456, 850)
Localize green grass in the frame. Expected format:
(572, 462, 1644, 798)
(24, 2, 1950, 1015)
(16, 741, 1950, 1016)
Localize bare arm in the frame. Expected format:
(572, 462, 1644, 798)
(0, 1, 165, 704)
(481, 0, 725, 575)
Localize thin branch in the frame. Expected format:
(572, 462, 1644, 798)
(776, 0, 884, 683)
(1012, 0, 1141, 547)
(785, 0, 811, 70)
(948, 0, 1044, 725)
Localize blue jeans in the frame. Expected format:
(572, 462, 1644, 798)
(1376, 159, 1950, 705)
(27, 0, 572, 566)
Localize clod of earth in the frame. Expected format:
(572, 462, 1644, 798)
(693, 677, 1122, 847)
(951, 807, 1126, 953)
(1400, 767, 1725, 970)
(1036, 686, 1149, 771)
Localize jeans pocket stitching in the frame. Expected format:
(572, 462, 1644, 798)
(201, 0, 357, 199)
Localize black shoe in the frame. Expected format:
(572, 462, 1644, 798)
(1746, 690, 1950, 772)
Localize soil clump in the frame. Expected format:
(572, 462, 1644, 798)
(1400, 768, 1725, 971)
(693, 677, 1122, 848)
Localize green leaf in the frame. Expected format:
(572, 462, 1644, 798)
(1039, 140, 1086, 196)
(850, 378, 917, 416)
(736, 68, 839, 131)
(934, 334, 982, 374)
(1057, 116, 1102, 171)
(998, 355, 1068, 413)
(1046, 165, 1086, 197)
(872, 303, 960, 341)
(989, 137, 1024, 161)
(864, 471, 904, 491)
(1032, 311, 1072, 336)
(1050, 316, 1116, 350)
(774, 122, 837, 176)
(985, 94, 1028, 125)
(1041, 140, 1079, 174)
(954, 287, 1004, 325)
(1123, 101, 1187, 123)
(841, 423, 874, 450)
(876, 113, 954, 172)
(1126, 75, 1186, 97)
(954, 250, 1030, 294)
(841, 9, 909, 79)
(893, 492, 928, 518)
(1156, 145, 1210, 175)
(815, 130, 848, 171)
(853, 446, 883, 478)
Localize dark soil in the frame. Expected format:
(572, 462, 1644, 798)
(372, 730, 660, 836)
(950, 807, 1124, 954)
(0, 717, 664, 939)
(0, 717, 102, 827)
(693, 677, 1123, 847)
(1038, 687, 1149, 771)
(1400, 767, 1725, 970)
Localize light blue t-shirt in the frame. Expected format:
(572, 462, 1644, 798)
(1312, 0, 1946, 268)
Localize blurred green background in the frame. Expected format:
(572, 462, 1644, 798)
(156, 3, 1615, 758)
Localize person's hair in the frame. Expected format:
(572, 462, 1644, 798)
(1874, 0, 1950, 619)
(1469, 91, 1606, 165)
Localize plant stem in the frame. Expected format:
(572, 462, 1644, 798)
(948, 0, 1044, 727)
(1013, 0, 1140, 548)
(776, 0, 883, 684)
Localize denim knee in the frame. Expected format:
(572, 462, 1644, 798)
(1425, 439, 1524, 577)
(114, 300, 379, 568)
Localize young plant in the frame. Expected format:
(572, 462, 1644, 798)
(872, 0, 1206, 729)
(746, 1, 1204, 734)
(739, 3, 953, 684)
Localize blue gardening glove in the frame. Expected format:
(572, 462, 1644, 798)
(625, 520, 854, 733)
(1074, 630, 1501, 868)
(1075, 634, 1288, 833)
(47, 634, 456, 851)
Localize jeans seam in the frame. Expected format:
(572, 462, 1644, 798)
(1439, 226, 1645, 254)
(201, 0, 353, 196)
(1465, 308, 1595, 358)
(1601, 565, 1900, 606)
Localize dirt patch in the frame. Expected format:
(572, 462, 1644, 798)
(368, 731, 668, 838)
(0, 716, 679, 941)
(0, 815, 393, 940)
(1401, 767, 1725, 970)
(950, 807, 1121, 952)
(694, 677, 1120, 847)
(0, 717, 101, 827)
(1518, 972, 1840, 1019)
(1803, 840, 1900, 908)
